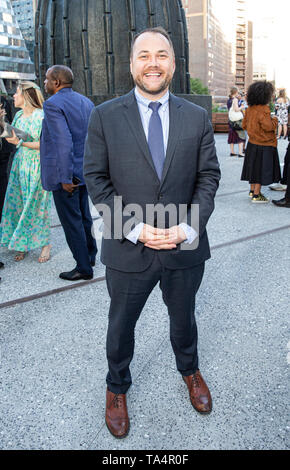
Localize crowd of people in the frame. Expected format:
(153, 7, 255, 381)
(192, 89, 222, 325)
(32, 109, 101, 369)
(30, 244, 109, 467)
(0, 75, 289, 286)
(227, 83, 290, 204)
(0, 26, 289, 439)
(0, 29, 221, 438)
(0, 76, 289, 285)
(0, 66, 97, 283)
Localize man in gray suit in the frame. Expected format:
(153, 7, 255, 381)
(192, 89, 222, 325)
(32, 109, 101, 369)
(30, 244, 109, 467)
(84, 27, 220, 438)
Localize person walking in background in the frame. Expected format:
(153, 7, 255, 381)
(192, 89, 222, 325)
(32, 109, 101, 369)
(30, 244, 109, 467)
(238, 91, 248, 153)
(40, 65, 97, 281)
(0, 94, 13, 221)
(275, 89, 289, 139)
(227, 87, 246, 157)
(239, 91, 247, 110)
(272, 141, 290, 208)
(241, 81, 281, 203)
(0, 82, 51, 262)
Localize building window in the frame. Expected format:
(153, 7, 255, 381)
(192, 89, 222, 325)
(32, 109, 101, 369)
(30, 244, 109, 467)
(3, 13, 13, 23)
(0, 36, 9, 45)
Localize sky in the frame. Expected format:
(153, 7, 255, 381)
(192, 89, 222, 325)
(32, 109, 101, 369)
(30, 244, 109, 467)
(210, 0, 289, 93)
(8, 0, 290, 93)
(247, 0, 289, 92)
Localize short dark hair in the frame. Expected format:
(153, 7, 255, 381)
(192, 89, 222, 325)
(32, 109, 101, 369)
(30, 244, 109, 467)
(130, 27, 174, 58)
(246, 81, 274, 106)
(49, 65, 74, 86)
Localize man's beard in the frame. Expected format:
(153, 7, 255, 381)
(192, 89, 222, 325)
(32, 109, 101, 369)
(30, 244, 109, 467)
(134, 73, 172, 96)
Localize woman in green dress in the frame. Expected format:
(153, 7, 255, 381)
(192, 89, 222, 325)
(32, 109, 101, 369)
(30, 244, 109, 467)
(0, 82, 51, 262)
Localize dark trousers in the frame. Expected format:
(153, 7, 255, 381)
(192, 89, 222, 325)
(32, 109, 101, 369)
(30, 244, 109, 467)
(105, 254, 205, 394)
(53, 185, 97, 275)
(0, 154, 9, 222)
(281, 144, 290, 199)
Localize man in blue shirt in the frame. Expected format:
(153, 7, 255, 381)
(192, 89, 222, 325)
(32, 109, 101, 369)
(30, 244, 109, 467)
(40, 65, 97, 280)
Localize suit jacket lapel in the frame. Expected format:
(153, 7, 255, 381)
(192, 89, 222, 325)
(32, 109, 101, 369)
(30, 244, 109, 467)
(122, 90, 184, 186)
(122, 90, 160, 182)
(160, 93, 183, 187)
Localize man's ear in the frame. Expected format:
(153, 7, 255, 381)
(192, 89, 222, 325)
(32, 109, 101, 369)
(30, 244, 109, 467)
(130, 59, 133, 75)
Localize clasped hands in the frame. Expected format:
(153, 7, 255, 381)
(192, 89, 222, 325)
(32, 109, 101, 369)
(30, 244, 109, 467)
(138, 224, 187, 250)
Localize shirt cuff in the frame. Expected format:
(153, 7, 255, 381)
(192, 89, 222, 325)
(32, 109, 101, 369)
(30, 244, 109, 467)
(179, 223, 198, 244)
(126, 222, 144, 244)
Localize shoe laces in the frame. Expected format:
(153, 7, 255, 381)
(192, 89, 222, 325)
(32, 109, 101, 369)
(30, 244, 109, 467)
(112, 394, 123, 409)
(259, 193, 268, 201)
(191, 373, 201, 388)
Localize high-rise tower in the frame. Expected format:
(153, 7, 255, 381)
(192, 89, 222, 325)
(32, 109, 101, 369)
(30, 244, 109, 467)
(11, 0, 38, 61)
(235, 0, 253, 93)
(0, 0, 35, 92)
(184, 0, 234, 102)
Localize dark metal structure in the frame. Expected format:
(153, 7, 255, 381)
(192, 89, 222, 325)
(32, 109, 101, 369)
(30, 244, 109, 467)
(35, 0, 190, 100)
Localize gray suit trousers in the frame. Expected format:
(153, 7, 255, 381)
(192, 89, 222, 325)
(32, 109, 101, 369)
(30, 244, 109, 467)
(105, 253, 205, 394)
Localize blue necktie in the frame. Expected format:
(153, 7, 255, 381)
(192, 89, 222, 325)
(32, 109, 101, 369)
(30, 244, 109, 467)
(148, 101, 165, 180)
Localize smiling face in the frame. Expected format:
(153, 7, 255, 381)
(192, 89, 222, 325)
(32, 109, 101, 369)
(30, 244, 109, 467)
(130, 32, 176, 100)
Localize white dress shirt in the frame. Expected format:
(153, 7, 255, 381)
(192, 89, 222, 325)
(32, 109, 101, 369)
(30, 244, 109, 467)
(126, 87, 197, 245)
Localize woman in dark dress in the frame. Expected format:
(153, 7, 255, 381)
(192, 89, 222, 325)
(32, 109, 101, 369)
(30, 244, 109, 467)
(0, 95, 13, 222)
(227, 86, 246, 157)
(241, 81, 281, 203)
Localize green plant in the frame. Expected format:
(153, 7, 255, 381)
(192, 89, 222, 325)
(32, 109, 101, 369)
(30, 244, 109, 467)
(212, 104, 228, 113)
(190, 78, 209, 95)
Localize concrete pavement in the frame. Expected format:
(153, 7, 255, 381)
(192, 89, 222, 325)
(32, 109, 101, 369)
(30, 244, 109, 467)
(0, 135, 289, 450)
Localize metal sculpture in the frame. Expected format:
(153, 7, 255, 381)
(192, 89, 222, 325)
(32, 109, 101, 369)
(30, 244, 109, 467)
(35, 0, 190, 100)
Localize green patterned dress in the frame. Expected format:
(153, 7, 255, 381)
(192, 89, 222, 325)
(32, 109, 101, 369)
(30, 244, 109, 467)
(0, 109, 51, 252)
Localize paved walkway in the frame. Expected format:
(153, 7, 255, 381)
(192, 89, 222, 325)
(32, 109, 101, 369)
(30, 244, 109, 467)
(0, 135, 289, 450)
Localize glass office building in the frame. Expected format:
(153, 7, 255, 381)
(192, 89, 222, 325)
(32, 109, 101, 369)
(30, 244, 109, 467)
(11, 0, 37, 61)
(0, 0, 35, 92)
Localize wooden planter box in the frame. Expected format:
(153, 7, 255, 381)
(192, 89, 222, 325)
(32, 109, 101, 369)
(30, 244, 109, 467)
(212, 112, 228, 133)
(212, 111, 290, 136)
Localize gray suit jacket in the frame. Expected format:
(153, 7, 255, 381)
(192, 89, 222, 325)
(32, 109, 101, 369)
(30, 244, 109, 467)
(84, 90, 221, 272)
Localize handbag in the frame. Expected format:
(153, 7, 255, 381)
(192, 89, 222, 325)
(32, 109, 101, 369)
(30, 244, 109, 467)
(0, 110, 32, 177)
(0, 105, 32, 141)
(0, 122, 32, 141)
(229, 119, 243, 131)
(228, 104, 243, 122)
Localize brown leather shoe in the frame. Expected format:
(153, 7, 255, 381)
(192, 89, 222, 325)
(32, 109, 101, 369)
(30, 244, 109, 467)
(105, 389, 130, 438)
(183, 370, 212, 414)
